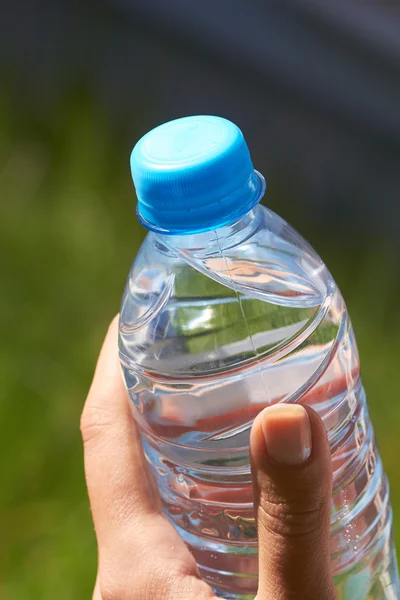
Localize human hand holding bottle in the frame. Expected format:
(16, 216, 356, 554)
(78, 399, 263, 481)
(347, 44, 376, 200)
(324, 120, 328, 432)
(81, 317, 337, 600)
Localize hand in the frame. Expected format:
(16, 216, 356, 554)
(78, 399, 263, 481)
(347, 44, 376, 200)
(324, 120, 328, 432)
(81, 317, 336, 599)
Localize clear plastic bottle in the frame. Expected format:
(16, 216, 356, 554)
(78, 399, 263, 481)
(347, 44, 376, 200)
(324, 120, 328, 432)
(119, 116, 399, 599)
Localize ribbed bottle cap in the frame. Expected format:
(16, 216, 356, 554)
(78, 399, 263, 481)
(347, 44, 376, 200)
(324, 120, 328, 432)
(130, 115, 265, 234)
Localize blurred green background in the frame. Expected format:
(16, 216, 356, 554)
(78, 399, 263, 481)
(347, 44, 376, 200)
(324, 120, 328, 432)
(1, 1, 400, 598)
(1, 90, 400, 600)
(0, 93, 144, 599)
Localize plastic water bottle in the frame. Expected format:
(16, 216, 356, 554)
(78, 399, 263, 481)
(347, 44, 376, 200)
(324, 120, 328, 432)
(119, 116, 399, 599)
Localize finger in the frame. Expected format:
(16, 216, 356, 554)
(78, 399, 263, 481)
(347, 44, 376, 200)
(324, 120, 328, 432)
(92, 574, 102, 600)
(251, 404, 336, 600)
(81, 315, 160, 547)
(81, 317, 213, 600)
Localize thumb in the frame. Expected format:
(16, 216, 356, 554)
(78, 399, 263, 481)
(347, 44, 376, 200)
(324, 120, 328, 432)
(250, 404, 336, 600)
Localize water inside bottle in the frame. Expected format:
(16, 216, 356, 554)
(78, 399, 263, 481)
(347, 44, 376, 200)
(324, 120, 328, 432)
(119, 207, 397, 598)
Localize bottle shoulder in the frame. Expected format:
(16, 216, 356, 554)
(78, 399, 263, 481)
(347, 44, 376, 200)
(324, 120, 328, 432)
(124, 205, 334, 309)
(119, 206, 342, 378)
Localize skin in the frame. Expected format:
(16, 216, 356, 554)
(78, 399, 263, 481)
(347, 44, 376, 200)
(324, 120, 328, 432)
(81, 317, 337, 599)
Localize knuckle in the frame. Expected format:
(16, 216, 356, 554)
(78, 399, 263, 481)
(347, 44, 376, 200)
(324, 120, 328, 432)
(80, 402, 113, 445)
(99, 562, 178, 600)
(258, 493, 326, 539)
(98, 542, 212, 600)
(100, 583, 126, 600)
(99, 564, 145, 600)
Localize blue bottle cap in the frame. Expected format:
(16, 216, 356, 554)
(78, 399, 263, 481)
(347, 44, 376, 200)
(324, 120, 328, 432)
(130, 115, 266, 234)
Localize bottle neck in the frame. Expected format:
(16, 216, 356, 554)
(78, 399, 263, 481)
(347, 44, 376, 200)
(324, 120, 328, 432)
(154, 204, 263, 254)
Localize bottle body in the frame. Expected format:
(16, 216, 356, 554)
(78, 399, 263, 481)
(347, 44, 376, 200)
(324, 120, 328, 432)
(119, 205, 399, 599)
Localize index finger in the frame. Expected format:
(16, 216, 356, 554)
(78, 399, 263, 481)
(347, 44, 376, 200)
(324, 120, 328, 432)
(82, 316, 215, 600)
(80, 315, 160, 545)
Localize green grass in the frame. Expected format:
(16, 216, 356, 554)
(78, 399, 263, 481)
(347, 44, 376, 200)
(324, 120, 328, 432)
(1, 93, 399, 598)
